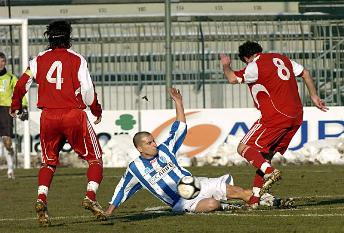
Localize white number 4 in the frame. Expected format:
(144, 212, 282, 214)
(273, 58, 290, 80)
(46, 61, 64, 90)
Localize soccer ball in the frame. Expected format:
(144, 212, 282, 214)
(177, 176, 201, 200)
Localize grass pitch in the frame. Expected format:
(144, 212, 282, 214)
(0, 165, 344, 233)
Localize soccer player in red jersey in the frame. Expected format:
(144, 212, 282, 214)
(10, 20, 106, 226)
(220, 41, 328, 208)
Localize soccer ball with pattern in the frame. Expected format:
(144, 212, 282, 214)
(177, 176, 201, 200)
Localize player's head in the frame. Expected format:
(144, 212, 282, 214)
(44, 20, 72, 49)
(238, 41, 263, 63)
(0, 52, 6, 71)
(133, 131, 158, 158)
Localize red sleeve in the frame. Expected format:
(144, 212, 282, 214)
(11, 69, 31, 112)
(234, 67, 246, 82)
(89, 89, 102, 117)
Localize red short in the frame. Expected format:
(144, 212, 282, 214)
(40, 109, 102, 166)
(240, 119, 301, 155)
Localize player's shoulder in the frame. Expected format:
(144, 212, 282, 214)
(30, 49, 51, 62)
(128, 157, 141, 169)
(264, 52, 291, 61)
(66, 49, 87, 63)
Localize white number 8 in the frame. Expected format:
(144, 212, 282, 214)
(46, 61, 64, 90)
(273, 58, 290, 81)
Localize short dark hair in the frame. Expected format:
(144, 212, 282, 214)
(238, 41, 263, 63)
(133, 131, 151, 148)
(0, 52, 6, 61)
(44, 20, 72, 49)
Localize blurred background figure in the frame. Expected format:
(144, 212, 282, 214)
(0, 52, 28, 179)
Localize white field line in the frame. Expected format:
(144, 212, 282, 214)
(291, 194, 344, 199)
(1, 205, 344, 222)
(0, 215, 93, 222)
(144, 205, 344, 213)
(196, 212, 344, 217)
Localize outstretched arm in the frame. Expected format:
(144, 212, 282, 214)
(301, 69, 328, 112)
(220, 54, 240, 84)
(105, 168, 142, 216)
(168, 88, 186, 123)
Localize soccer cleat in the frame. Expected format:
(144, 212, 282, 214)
(82, 197, 107, 220)
(274, 198, 295, 209)
(259, 169, 282, 195)
(7, 172, 15, 180)
(221, 203, 245, 211)
(35, 200, 51, 227)
(245, 202, 259, 210)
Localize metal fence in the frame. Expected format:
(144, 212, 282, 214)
(1, 16, 343, 110)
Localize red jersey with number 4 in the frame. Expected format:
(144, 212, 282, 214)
(234, 53, 304, 127)
(11, 48, 102, 117)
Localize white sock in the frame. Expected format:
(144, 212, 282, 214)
(87, 181, 99, 193)
(38, 185, 49, 197)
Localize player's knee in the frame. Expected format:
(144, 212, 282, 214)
(3, 137, 12, 150)
(237, 143, 247, 155)
(41, 163, 56, 172)
(88, 158, 103, 166)
(206, 199, 221, 211)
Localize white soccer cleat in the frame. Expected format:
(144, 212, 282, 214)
(260, 193, 295, 209)
(259, 193, 275, 207)
(7, 171, 15, 180)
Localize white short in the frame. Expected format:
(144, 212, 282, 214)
(172, 174, 234, 213)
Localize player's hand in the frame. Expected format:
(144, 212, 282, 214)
(311, 95, 329, 112)
(168, 88, 182, 103)
(94, 115, 102, 124)
(105, 204, 116, 216)
(220, 54, 231, 66)
(9, 107, 20, 118)
(19, 107, 29, 121)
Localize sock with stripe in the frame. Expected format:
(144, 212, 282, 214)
(86, 161, 103, 201)
(248, 169, 265, 205)
(37, 165, 56, 204)
(241, 146, 274, 174)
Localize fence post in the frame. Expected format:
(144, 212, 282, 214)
(199, 22, 206, 108)
(165, 0, 173, 109)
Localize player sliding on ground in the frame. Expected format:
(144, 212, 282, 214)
(10, 20, 107, 226)
(105, 88, 290, 215)
(220, 41, 328, 208)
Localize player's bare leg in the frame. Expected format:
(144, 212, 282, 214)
(82, 159, 107, 220)
(221, 185, 260, 210)
(2, 136, 15, 179)
(194, 198, 221, 213)
(226, 185, 252, 202)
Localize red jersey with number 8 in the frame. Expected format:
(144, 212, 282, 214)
(234, 53, 304, 127)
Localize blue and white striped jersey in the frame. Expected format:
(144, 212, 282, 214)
(109, 121, 191, 208)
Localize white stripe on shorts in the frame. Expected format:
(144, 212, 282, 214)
(86, 120, 101, 159)
(241, 123, 261, 144)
